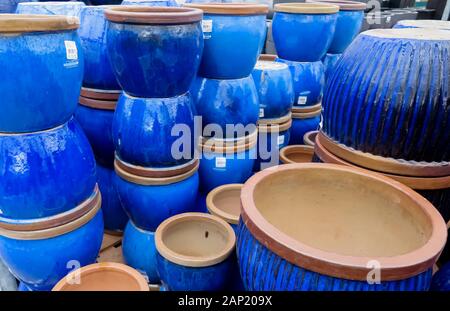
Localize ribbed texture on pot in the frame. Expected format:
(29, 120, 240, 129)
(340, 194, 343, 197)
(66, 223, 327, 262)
(322, 32, 450, 162)
(237, 220, 433, 291)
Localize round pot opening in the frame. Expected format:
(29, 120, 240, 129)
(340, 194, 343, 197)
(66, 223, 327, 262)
(280, 145, 314, 164)
(303, 130, 318, 146)
(0, 14, 79, 33)
(207, 184, 242, 225)
(104, 6, 203, 24)
(274, 3, 339, 14)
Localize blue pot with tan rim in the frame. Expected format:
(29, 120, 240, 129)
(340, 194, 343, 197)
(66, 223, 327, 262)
(323, 28, 450, 162)
(0, 199, 103, 291)
(0, 15, 83, 133)
(122, 0, 178, 6)
(105, 7, 203, 98)
(322, 53, 341, 83)
(238, 163, 447, 290)
(184, 3, 268, 79)
(155, 213, 236, 291)
(16, 1, 85, 17)
(394, 20, 450, 30)
(289, 106, 321, 145)
(272, 3, 338, 62)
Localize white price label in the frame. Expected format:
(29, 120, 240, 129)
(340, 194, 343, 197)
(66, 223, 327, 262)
(202, 20, 213, 39)
(259, 108, 264, 118)
(297, 96, 307, 105)
(215, 157, 226, 168)
(64, 41, 78, 60)
(277, 135, 285, 146)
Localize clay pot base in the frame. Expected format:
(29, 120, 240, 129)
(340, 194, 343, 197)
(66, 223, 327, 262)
(0, 14, 79, 33)
(80, 87, 121, 101)
(280, 145, 314, 164)
(79, 96, 116, 111)
(206, 184, 243, 224)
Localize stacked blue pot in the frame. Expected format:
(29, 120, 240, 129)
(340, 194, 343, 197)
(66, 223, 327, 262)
(104, 6, 204, 285)
(16, 1, 85, 17)
(289, 104, 322, 145)
(0, 15, 103, 291)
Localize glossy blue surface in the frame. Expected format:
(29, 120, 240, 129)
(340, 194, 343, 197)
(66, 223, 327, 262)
(122, 220, 159, 284)
(254, 128, 291, 171)
(0, 0, 35, 13)
(18, 281, 32, 291)
(272, 11, 337, 62)
(277, 59, 324, 107)
(0, 209, 103, 291)
(0, 118, 96, 222)
(328, 10, 364, 54)
(198, 13, 267, 79)
(289, 115, 321, 145)
(322, 53, 341, 84)
(114, 171, 199, 231)
(192, 76, 259, 136)
(121, 0, 178, 5)
(431, 262, 450, 291)
(113, 92, 196, 167)
(16, 1, 85, 17)
(195, 191, 208, 213)
(251, 61, 294, 120)
(97, 163, 128, 232)
(0, 29, 83, 133)
(106, 20, 203, 98)
(79, 6, 120, 90)
(237, 220, 433, 291)
(323, 32, 450, 161)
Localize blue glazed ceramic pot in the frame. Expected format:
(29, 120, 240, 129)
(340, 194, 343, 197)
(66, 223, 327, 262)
(184, 3, 268, 79)
(0, 15, 83, 133)
(272, 3, 339, 62)
(122, 220, 159, 284)
(0, 118, 97, 226)
(105, 7, 203, 98)
(79, 5, 121, 90)
(431, 262, 450, 291)
(323, 28, 450, 162)
(0, 0, 35, 13)
(237, 163, 447, 290)
(0, 201, 103, 291)
(16, 1, 85, 17)
(290, 108, 321, 145)
(112, 92, 196, 168)
(394, 19, 450, 30)
(155, 213, 236, 291)
(114, 158, 199, 231)
(192, 76, 259, 137)
(251, 60, 294, 120)
(322, 53, 341, 83)
(122, 0, 178, 6)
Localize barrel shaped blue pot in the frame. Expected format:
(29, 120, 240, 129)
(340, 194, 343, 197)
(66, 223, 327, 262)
(251, 61, 294, 120)
(0, 118, 96, 223)
(322, 53, 341, 83)
(122, 220, 159, 283)
(16, 1, 85, 17)
(328, 10, 364, 54)
(431, 262, 450, 291)
(113, 92, 195, 168)
(0, 0, 35, 13)
(79, 6, 120, 90)
(322, 29, 450, 162)
(121, 0, 178, 6)
(290, 113, 321, 145)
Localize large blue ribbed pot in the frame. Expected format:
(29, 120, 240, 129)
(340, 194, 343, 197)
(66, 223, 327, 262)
(184, 3, 268, 79)
(394, 19, 450, 30)
(431, 262, 450, 291)
(16, 1, 85, 17)
(79, 5, 121, 90)
(0, 202, 103, 291)
(112, 92, 195, 168)
(322, 28, 450, 162)
(0, 0, 35, 13)
(105, 7, 203, 98)
(0, 15, 83, 133)
(237, 163, 447, 290)
(322, 53, 341, 83)
(272, 3, 339, 62)
(0, 118, 97, 225)
(289, 109, 321, 145)
(122, 0, 178, 6)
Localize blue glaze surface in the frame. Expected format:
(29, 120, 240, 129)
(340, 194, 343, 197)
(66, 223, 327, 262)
(121, 0, 178, 5)
(0, 209, 103, 291)
(198, 13, 267, 79)
(113, 92, 196, 167)
(237, 220, 433, 291)
(79, 6, 120, 90)
(431, 262, 450, 291)
(272, 11, 337, 62)
(289, 115, 321, 145)
(0, 118, 97, 222)
(18, 281, 32, 291)
(254, 127, 291, 171)
(122, 220, 159, 284)
(0, 29, 83, 133)
(0, 0, 35, 13)
(195, 191, 208, 213)
(323, 32, 450, 161)
(328, 10, 364, 54)
(277, 59, 325, 107)
(322, 53, 341, 84)
(106, 20, 203, 98)
(16, 1, 85, 17)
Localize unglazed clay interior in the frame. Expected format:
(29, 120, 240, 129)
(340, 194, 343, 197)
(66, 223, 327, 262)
(283, 147, 314, 163)
(212, 188, 241, 218)
(253, 168, 432, 257)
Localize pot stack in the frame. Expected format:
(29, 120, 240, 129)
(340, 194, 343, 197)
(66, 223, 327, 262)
(103, 6, 203, 284)
(0, 15, 103, 291)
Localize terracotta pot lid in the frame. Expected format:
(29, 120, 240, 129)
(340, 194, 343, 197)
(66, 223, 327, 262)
(105, 6, 203, 24)
(292, 109, 321, 119)
(0, 14, 79, 33)
(303, 130, 318, 147)
(274, 3, 339, 14)
(80, 87, 121, 101)
(280, 145, 314, 164)
(258, 112, 292, 126)
(200, 130, 258, 154)
(395, 19, 450, 30)
(258, 119, 292, 133)
(318, 132, 450, 177)
(306, 0, 367, 11)
(362, 28, 450, 41)
(0, 184, 100, 232)
(206, 184, 243, 225)
(155, 212, 236, 267)
(183, 3, 269, 15)
(52, 263, 149, 291)
(291, 103, 322, 114)
(79, 96, 116, 111)
(241, 163, 447, 281)
(259, 54, 277, 61)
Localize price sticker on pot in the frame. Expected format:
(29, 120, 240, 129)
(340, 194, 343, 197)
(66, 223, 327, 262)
(297, 96, 307, 106)
(277, 135, 285, 146)
(215, 157, 226, 168)
(259, 108, 264, 118)
(202, 19, 213, 39)
(64, 40, 78, 60)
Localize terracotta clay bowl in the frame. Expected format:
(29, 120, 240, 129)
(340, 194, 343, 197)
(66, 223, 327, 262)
(280, 145, 314, 164)
(206, 184, 242, 227)
(303, 130, 318, 147)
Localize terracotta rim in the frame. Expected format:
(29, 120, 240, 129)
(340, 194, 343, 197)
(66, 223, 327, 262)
(52, 262, 149, 291)
(259, 54, 277, 61)
(155, 213, 236, 267)
(258, 112, 292, 125)
(306, 0, 367, 11)
(292, 103, 322, 113)
(79, 96, 116, 111)
(104, 6, 203, 24)
(274, 3, 339, 14)
(114, 158, 199, 186)
(183, 3, 269, 15)
(80, 87, 121, 101)
(0, 184, 100, 231)
(315, 134, 450, 190)
(200, 131, 258, 154)
(200, 128, 258, 145)
(0, 190, 101, 240)
(206, 184, 243, 225)
(114, 154, 199, 179)
(240, 163, 447, 281)
(292, 109, 321, 119)
(0, 14, 79, 33)
(318, 132, 450, 177)
(279, 145, 314, 164)
(303, 130, 319, 147)
(258, 119, 292, 133)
